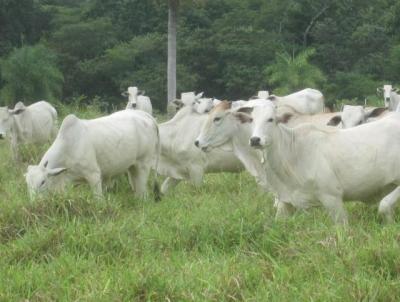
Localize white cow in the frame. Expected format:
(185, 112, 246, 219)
(170, 92, 209, 113)
(123, 86, 153, 115)
(194, 100, 342, 193)
(195, 101, 269, 191)
(243, 100, 400, 224)
(338, 105, 387, 128)
(25, 110, 159, 200)
(257, 90, 269, 99)
(0, 101, 57, 161)
(267, 88, 324, 115)
(158, 104, 243, 194)
(377, 85, 400, 111)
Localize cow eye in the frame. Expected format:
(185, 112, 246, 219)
(213, 117, 222, 122)
(267, 118, 274, 122)
(40, 180, 45, 187)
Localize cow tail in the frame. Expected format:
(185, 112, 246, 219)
(153, 122, 162, 202)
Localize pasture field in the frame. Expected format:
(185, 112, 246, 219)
(0, 106, 400, 301)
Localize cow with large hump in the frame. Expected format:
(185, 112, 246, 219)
(241, 100, 400, 224)
(0, 101, 58, 161)
(25, 110, 160, 200)
(267, 88, 324, 115)
(194, 100, 342, 194)
(158, 102, 243, 194)
(123, 86, 153, 115)
(377, 84, 400, 111)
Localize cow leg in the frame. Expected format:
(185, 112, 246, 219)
(275, 201, 295, 220)
(132, 164, 151, 199)
(378, 186, 400, 223)
(189, 167, 204, 187)
(319, 195, 348, 225)
(10, 138, 20, 162)
(85, 172, 103, 198)
(161, 177, 180, 194)
(127, 167, 136, 191)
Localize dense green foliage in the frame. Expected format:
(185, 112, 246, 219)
(1, 105, 400, 300)
(0, 45, 64, 104)
(1, 0, 400, 110)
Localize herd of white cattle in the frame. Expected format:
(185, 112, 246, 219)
(1, 84, 400, 225)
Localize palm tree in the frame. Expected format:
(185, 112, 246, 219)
(265, 48, 326, 95)
(167, 0, 178, 105)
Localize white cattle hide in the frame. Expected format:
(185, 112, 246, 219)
(267, 88, 324, 115)
(0, 101, 57, 161)
(246, 101, 400, 224)
(25, 110, 159, 200)
(378, 84, 400, 111)
(124, 86, 153, 115)
(158, 105, 243, 194)
(339, 105, 388, 128)
(195, 101, 342, 194)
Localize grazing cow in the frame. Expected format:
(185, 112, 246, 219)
(25, 110, 159, 200)
(158, 104, 243, 194)
(337, 105, 388, 128)
(377, 85, 400, 111)
(243, 101, 400, 224)
(0, 101, 57, 161)
(123, 86, 153, 115)
(267, 88, 324, 115)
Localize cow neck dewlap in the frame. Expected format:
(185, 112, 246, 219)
(266, 124, 303, 185)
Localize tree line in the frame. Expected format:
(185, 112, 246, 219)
(1, 0, 400, 111)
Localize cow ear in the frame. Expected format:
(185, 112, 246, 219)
(47, 167, 67, 176)
(43, 161, 48, 168)
(11, 108, 25, 115)
(327, 115, 342, 126)
(377, 87, 383, 93)
(233, 112, 253, 123)
(236, 106, 253, 114)
(10, 102, 25, 115)
(267, 95, 277, 101)
(276, 113, 292, 124)
(121, 91, 128, 97)
(195, 92, 204, 99)
(366, 107, 386, 119)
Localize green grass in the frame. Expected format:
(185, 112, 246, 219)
(1, 107, 400, 301)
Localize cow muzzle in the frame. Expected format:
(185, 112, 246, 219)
(194, 140, 210, 152)
(132, 103, 137, 108)
(250, 136, 261, 147)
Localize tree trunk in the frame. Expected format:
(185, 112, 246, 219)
(167, 0, 178, 105)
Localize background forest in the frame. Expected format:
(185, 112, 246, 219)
(1, 0, 400, 111)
